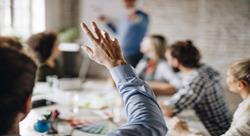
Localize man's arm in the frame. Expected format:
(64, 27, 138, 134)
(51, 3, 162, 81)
(147, 81, 176, 95)
(80, 21, 167, 136)
(163, 77, 206, 117)
(108, 65, 167, 136)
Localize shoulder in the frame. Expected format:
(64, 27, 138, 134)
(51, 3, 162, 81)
(136, 58, 148, 68)
(192, 64, 221, 84)
(198, 64, 220, 78)
(136, 10, 149, 20)
(234, 106, 250, 127)
(136, 10, 148, 16)
(158, 60, 170, 68)
(157, 60, 172, 72)
(135, 58, 147, 72)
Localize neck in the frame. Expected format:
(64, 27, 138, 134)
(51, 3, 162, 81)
(7, 114, 23, 135)
(127, 8, 136, 16)
(240, 88, 250, 99)
(149, 56, 159, 61)
(179, 66, 193, 73)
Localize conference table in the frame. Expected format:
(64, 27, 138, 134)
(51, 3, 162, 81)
(20, 78, 210, 136)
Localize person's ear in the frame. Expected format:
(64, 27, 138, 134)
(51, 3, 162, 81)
(22, 95, 32, 115)
(174, 58, 180, 67)
(238, 80, 247, 91)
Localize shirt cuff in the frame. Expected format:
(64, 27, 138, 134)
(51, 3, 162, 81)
(109, 64, 136, 84)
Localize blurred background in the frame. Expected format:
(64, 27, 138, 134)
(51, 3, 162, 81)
(0, 0, 250, 110)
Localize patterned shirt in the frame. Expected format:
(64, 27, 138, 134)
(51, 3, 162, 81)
(165, 64, 232, 136)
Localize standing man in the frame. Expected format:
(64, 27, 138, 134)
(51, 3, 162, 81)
(99, 0, 149, 67)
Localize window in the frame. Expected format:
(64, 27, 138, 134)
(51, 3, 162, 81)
(0, 0, 45, 38)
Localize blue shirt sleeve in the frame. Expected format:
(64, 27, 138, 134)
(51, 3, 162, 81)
(108, 64, 168, 136)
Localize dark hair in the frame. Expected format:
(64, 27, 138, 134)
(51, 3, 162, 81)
(169, 40, 201, 68)
(0, 46, 37, 134)
(149, 34, 167, 59)
(0, 36, 23, 50)
(27, 32, 57, 63)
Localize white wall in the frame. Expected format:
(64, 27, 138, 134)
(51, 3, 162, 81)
(45, 0, 79, 31)
(79, 0, 250, 80)
(79, 0, 250, 110)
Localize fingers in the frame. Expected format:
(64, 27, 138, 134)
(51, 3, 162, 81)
(82, 45, 93, 58)
(92, 22, 102, 42)
(81, 22, 122, 61)
(104, 32, 112, 43)
(114, 38, 119, 45)
(102, 32, 112, 52)
(80, 22, 98, 43)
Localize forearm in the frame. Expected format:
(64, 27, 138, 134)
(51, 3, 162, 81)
(147, 81, 176, 95)
(81, 22, 167, 136)
(109, 64, 168, 136)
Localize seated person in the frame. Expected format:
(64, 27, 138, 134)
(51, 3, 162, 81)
(27, 32, 61, 82)
(0, 36, 23, 50)
(0, 46, 37, 135)
(0, 22, 167, 136)
(136, 35, 182, 95)
(169, 58, 250, 136)
(161, 40, 232, 136)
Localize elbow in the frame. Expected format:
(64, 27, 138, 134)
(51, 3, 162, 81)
(154, 121, 168, 136)
(162, 124, 168, 136)
(148, 120, 168, 136)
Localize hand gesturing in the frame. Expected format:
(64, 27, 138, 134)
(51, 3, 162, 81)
(81, 22, 126, 69)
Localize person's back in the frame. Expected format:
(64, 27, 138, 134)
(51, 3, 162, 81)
(191, 65, 231, 135)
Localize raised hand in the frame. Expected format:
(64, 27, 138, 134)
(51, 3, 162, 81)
(80, 22, 126, 69)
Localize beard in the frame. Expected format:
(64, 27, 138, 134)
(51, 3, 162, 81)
(171, 66, 180, 73)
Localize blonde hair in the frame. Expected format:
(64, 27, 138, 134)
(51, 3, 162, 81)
(148, 35, 167, 60)
(229, 58, 250, 86)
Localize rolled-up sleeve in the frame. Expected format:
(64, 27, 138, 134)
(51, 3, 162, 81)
(108, 64, 168, 136)
(164, 77, 206, 116)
